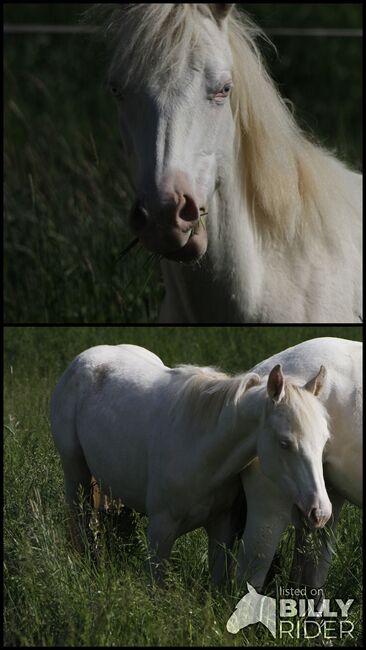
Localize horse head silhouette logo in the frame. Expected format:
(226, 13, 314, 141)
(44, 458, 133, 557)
(227, 583, 276, 638)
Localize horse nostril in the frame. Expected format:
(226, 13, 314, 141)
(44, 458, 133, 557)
(178, 194, 199, 223)
(131, 202, 148, 232)
(310, 508, 321, 526)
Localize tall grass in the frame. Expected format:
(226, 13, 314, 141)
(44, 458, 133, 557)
(4, 327, 362, 646)
(4, 32, 164, 323)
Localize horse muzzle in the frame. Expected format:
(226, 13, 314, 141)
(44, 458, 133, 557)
(297, 497, 332, 529)
(129, 195, 208, 263)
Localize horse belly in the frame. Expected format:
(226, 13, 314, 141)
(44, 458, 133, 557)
(76, 396, 153, 513)
(324, 382, 362, 506)
(324, 418, 362, 506)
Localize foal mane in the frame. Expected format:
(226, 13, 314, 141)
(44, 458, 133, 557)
(170, 365, 259, 427)
(88, 3, 360, 244)
(170, 365, 329, 435)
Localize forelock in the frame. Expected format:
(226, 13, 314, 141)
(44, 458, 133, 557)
(88, 4, 217, 87)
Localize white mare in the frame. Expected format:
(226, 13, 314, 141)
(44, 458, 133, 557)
(237, 337, 362, 601)
(92, 4, 361, 323)
(51, 343, 330, 584)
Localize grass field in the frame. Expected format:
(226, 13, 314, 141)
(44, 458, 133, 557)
(4, 5, 362, 323)
(4, 326, 362, 646)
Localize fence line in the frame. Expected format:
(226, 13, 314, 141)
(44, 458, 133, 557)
(267, 27, 362, 37)
(3, 24, 363, 37)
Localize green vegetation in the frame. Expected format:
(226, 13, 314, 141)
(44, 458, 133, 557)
(4, 5, 362, 323)
(4, 327, 362, 646)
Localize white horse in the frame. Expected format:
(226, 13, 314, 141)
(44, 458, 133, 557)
(91, 3, 361, 323)
(51, 343, 331, 584)
(236, 337, 362, 603)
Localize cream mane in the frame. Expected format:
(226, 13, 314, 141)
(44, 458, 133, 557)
(88, 4, 360, 244)
(226, 9, 360, 244)
(170, 364, 259, 426)
(169, 364, 329, 438)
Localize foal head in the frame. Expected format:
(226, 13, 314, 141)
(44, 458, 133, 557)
(105, 3, 236, 261)
(257, 365, 332, 528)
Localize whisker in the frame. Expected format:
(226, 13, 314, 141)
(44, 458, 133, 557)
(142, 252, 156, 271)
(120, 251, 153, 295)
(121, 251, 161, 299)
(115, 237, 139, 263)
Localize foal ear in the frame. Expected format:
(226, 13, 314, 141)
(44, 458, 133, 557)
(209, 4, 234, 26)
(304, 365, 326, 397)
(267, 364, 285, 404)
(244, 373, 261, 391)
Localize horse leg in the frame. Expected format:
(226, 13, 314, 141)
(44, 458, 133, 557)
(114, 506, 137, 540)
(61, 447, 92, 552)
(146, 512, 178, 584)
(236, 459, 292, 592)
(91, 476, 101, 509)
(290, 487, 345, 611)
(206, 492, 246, 590)
(92, 478, 137, 542)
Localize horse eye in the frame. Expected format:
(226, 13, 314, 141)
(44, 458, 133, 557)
(213, 82, 233, 102)
(110, 85, 122, 99)
(280, 439, 290, 450)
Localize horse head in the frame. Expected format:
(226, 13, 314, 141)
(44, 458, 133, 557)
(256, 364, 332, 528)
(105, 4, 236, 262)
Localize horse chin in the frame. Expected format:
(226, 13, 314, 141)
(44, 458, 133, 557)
(139, 221, 208, 263)
(164, 227, 208, 263)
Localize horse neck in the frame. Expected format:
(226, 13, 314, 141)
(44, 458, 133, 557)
(209, 167, 263, 308)
(198, 386, 262, 486)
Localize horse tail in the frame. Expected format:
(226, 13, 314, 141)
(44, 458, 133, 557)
(50, 362, 93, 510)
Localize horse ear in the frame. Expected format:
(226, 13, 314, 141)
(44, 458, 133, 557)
(247, 582, 256, 594)
(245, 373, 261, 391)
(267, 364, 285, 404)
(209, 4, 234, 26)
(304, 365, 326, 397)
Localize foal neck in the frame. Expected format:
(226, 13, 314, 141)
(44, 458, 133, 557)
(200, 387, 262, 485)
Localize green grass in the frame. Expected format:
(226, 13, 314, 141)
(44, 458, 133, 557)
(4, 30, 164, 324)
(4, 5, 362, 323)
(4, 327, 362, 646)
